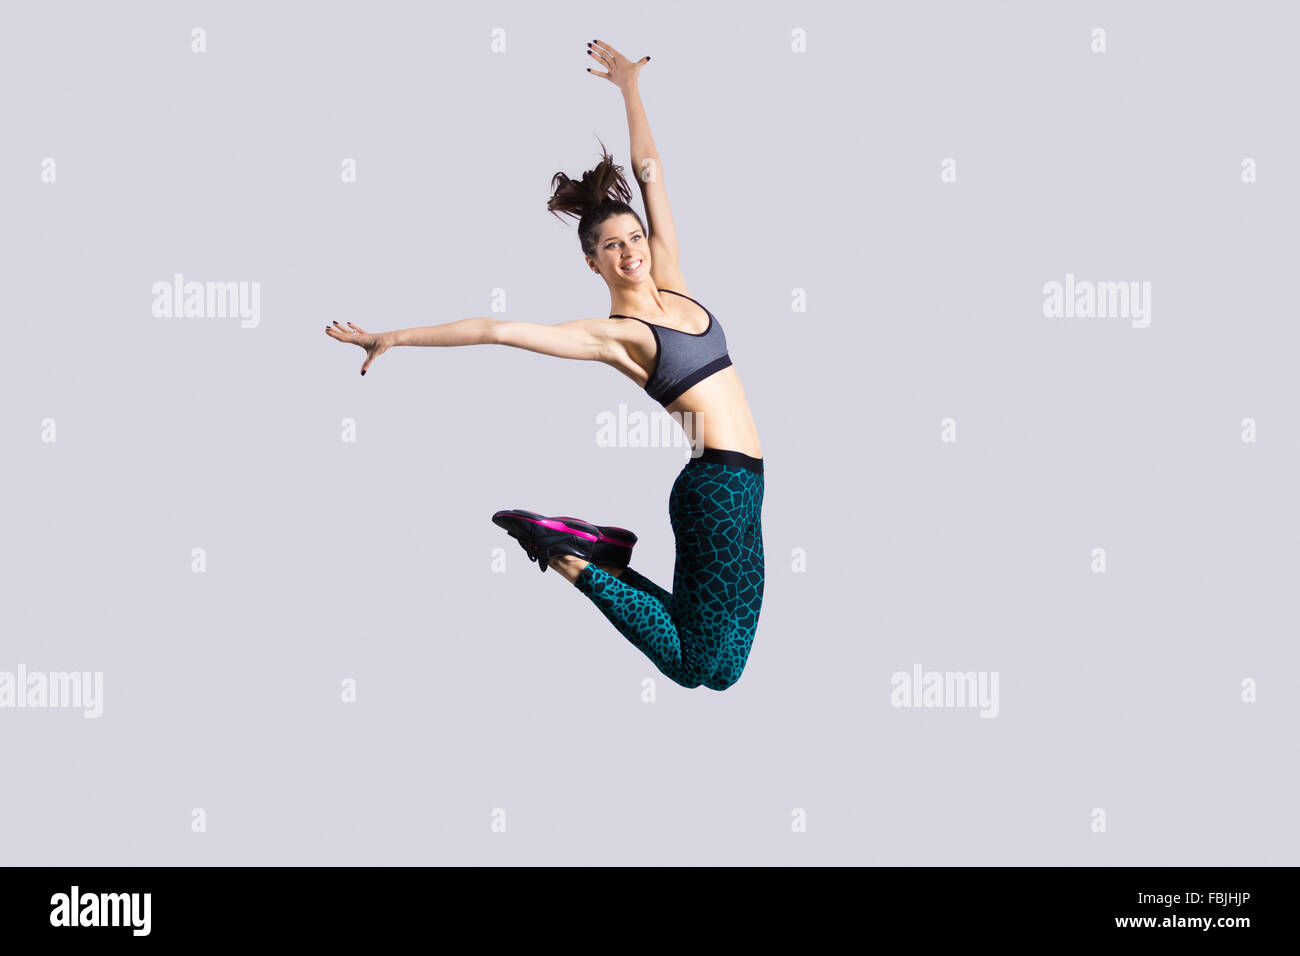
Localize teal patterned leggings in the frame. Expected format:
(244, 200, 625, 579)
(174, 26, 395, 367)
(573, 448, 765, 691)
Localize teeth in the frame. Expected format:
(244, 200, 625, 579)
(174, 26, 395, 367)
(622, 260, 641, 272)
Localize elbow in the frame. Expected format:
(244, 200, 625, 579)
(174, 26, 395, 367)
(632, 150, 663, 176)
(482, 317, 502, 346)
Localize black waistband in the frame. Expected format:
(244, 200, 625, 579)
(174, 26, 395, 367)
(689, 446, 764, 474)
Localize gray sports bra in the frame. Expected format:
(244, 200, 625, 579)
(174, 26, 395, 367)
(609, 289, 733, 407)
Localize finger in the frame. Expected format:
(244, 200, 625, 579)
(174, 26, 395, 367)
(592, 39, 623, 60)
(586, 45, 610, 64)
(347, 322, 367, 333)
(586, 66, 611, 80)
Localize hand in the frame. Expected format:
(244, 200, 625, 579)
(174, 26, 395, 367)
(325, 321, 391, 376)
(586, 39, 648, 90)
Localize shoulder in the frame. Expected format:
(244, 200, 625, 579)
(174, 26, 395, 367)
(577, 315, 648, 368)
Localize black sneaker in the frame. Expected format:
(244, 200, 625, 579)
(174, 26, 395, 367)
(492, 510, 630, 573)
(552, 517, 637, 569)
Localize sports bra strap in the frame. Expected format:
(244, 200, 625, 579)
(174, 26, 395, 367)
(659, 288, 710, 313)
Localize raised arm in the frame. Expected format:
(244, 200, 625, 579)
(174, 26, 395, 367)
(588, 40, 681, 267)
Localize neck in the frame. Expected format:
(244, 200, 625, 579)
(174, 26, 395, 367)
(610, 284, 664, 318)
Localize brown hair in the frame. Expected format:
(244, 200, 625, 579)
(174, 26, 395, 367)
(547, 138, 647, 259)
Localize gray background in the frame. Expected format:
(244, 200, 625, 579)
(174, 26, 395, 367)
(2, 1, 1296, 865)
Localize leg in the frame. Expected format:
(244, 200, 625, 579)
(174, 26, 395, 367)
(571, 557, 718, 688)
(611, 565, 674, 606)
(566, 460, 751, 689)
(701, 477, 765, 690)
(547, 555, 623, 582)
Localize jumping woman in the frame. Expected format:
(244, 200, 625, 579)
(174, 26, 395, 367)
(325, 39, 764, 690)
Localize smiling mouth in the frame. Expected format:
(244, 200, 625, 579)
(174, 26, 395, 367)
(621, 259, 642, 274)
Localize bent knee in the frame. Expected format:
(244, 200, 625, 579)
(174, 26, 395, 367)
(702, 670, 742, 692)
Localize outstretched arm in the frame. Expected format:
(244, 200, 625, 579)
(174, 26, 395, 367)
(494, 317, 609, 361)
(588, 39, 681, 266)
(325, 317, 494, 375)
(326, 317, 609, 375)
(387, 317, 495, 348)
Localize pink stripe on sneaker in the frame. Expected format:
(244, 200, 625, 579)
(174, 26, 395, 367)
(551, 518, 635, 549)
(512, 514, 599, 542)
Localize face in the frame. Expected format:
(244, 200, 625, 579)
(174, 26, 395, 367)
(590, 213, 650, 285)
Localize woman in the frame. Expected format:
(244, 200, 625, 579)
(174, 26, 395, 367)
(325, 40, 764, 690)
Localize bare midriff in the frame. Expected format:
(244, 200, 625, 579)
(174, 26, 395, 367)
(663, 365, 762, 459)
